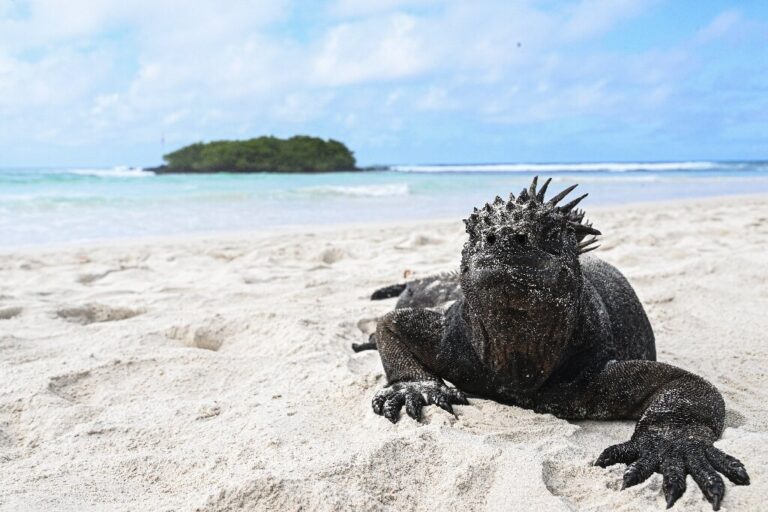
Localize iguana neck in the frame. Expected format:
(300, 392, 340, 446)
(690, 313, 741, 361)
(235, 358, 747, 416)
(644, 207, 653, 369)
(462, 295, 579, 390)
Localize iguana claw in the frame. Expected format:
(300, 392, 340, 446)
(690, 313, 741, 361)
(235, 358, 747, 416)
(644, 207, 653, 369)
(596, 430, 749, 510)
(372, 381, 468, 423)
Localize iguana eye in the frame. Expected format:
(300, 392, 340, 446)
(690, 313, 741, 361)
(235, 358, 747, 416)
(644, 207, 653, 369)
(485, 233, 497, 245)
(514, 234, 527, 246)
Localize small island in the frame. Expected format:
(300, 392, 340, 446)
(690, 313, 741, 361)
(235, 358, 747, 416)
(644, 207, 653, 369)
(149, 135, 357, 173)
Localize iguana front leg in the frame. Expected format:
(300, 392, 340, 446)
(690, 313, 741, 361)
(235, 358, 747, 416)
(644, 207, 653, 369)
(372, 308, 469, 423)
(557, 360, 750, 510)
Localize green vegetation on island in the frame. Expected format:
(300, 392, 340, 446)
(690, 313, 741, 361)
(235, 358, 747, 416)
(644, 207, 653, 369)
(153, 136, 357, 173)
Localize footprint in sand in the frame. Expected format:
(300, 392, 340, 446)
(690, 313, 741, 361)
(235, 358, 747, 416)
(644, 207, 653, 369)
(395, 233, 444, 250)
(47, 358, 218, 406)
(541, 457, 629, 507)
(77, 269, 118, 284)
(77, 265, 149, 285)
(0, 306, 23, 320)
(56, 304, 143, 325)
(165, 317, 231, 351)
(48, 370, 92, 402)
(318, 247, 346, 264)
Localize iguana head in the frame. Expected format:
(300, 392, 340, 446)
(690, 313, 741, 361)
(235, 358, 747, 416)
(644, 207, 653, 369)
(459, 177, 600, 389)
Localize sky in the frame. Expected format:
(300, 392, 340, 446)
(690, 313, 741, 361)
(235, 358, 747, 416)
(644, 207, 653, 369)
(0, 0, 766, 167)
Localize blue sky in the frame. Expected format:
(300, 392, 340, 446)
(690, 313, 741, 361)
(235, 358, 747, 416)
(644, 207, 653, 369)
(0, 0, 766, 166)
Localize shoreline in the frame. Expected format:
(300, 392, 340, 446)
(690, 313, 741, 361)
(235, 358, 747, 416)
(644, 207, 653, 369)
(2, 192, 767, 255)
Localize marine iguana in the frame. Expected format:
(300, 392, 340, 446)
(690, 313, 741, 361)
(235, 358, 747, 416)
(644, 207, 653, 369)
(368, 177, 750, 510)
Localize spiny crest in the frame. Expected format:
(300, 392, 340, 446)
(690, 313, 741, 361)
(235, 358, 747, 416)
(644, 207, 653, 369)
(462, 176, 602, 254)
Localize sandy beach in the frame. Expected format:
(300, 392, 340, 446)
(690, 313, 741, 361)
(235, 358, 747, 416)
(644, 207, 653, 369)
(1, 195, 767, 511)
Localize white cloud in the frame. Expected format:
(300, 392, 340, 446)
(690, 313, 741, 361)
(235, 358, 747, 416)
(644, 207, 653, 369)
(0, 0, 762, 164)
(693, 10, 742, 44)
(560, 0, 651, 40)
(416, 86, 456, 110)
(271, 92, 336, 123)
(311, 13, 429, 86)
(0, 0, 288, 47)
(327, 0, 443, 18)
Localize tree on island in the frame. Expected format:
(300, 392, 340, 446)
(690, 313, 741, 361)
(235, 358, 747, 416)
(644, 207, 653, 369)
(156, 135, 357, 173)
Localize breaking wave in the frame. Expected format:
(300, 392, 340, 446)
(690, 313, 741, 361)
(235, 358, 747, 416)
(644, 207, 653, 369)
(63, 166, 154, 178)
(391, 161, 746, 173)
(293, 183, 410, 197)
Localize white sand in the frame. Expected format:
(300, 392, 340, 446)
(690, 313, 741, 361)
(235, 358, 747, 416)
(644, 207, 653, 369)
(1, 195, 767, 511)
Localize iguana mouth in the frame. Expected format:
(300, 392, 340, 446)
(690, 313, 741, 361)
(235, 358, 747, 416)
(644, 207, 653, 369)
(470, 264, 561, 297)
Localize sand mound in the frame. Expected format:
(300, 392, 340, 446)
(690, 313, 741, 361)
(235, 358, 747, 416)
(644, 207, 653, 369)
(55, 303, 144, 324)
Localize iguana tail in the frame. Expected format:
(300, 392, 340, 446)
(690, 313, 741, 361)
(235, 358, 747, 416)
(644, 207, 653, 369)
(352, 333, 378, 352)
(370, 283, 406, 300)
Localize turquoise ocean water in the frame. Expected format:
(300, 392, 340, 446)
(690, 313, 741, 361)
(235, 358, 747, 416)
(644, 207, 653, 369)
(2, 161, 768, 248)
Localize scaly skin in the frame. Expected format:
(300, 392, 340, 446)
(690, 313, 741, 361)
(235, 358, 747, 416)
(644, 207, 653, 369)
(369, 177, 750, 510)
(353, 273, 461, 352)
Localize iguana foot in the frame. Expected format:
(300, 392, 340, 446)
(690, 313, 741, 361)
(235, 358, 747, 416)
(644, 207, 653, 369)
(595, 427, 749, 510)
(372, 381, 469, 423)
